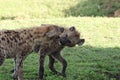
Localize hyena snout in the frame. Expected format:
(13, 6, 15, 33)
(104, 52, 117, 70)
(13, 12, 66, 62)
(77, 39, 85, 46)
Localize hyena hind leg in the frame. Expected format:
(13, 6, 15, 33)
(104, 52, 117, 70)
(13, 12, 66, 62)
(0, 57, 5, 66)
(0, 53, 5, 66)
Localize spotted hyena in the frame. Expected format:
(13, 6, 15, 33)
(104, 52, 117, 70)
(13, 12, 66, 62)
(33, 25, 85, 80)
(0, 24, 64, 80)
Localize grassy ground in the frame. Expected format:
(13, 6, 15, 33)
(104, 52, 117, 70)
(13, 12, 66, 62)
(0, 17, 120, 80)
(0, 0, 120, 20)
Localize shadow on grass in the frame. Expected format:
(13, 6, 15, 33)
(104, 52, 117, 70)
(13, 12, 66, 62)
(64, 45, 120, 80)
(74, 45, 120, 80)
(64, 0, 120, 17)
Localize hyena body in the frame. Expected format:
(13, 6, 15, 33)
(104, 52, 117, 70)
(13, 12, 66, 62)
(34, 26, 85, 80)
(0, 25, 64, 80)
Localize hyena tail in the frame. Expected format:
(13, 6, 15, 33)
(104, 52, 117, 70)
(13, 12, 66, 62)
(0, 53, 5, 66)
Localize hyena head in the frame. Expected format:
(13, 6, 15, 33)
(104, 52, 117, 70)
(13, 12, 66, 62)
(59, 26, 85, 47)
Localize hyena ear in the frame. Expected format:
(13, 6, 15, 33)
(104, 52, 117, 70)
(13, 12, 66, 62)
(69, 26, 75, 31)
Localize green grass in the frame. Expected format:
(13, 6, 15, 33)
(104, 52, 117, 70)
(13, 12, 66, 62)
(0, 0, 120, 20)
(0, 17, 120, 80)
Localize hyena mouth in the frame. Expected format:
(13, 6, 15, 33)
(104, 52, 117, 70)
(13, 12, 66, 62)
(77, 39, 85, 46)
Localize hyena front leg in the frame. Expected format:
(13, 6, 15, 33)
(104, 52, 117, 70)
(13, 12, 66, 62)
(48, 55, 61, 74)
(53, 52, 67, 77)
(38, 49, 46, 80)
(12, 54, 24, 80)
